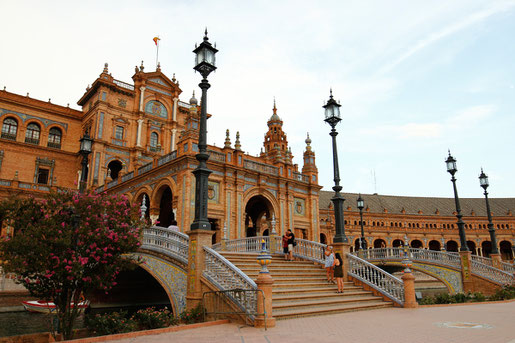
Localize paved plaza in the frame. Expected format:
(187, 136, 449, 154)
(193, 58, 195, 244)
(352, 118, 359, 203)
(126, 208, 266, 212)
(106, 301, 515, 343)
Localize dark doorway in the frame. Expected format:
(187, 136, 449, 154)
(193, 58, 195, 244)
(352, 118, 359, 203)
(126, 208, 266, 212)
(158, 187, 174, 228)
(392, 239, 403, 248)
(446, 240, 458, 252)
(481, 241, 492, 258)
(320, 233, 327, 245)
(373, 239, 386, 249)
(499, 240, 513, 260)
(209, 218, 219, 245)
(244, 195, 272, 237)
(428, 240, 441, 251)
(107, 160, 123, 180)
(411, 240, 423, 249)
(467, 241, 476, 255)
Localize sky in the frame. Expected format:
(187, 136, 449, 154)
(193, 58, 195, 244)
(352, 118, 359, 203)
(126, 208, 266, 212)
(1, 0, 514, 198)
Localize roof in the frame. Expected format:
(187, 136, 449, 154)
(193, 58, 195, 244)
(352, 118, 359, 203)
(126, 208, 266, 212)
(319, 191, 515, 217)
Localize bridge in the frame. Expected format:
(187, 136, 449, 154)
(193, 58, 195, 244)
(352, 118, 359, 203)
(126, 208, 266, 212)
(128, 226, 514, 325)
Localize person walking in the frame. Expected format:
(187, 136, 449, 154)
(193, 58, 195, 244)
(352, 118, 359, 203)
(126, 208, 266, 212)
(324, 246, 335, 283)
(334, 252, 344, 293)
(287, 229, 295, 261)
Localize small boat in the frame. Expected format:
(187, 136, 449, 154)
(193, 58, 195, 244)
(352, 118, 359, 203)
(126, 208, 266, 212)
(22, 300, 89, 313)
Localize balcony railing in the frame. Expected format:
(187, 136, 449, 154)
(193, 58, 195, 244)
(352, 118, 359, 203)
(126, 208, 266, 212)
(243, 159, 279, 176)
(158, 151, 177, 166)
(113, 79, 135, 91)
(1, 132, 16, 140)
(47, 141, 61, 149)
(24, 137, 40, 145)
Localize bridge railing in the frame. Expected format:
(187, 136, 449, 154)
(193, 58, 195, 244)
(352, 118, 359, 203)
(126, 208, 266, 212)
(347, 253, 404, 306)
(140, 226, 189, 264)
(203, 247, 258, 320)
(500, 261, 515, 275)
(469, 259, 514, 285)
(213, 236, 271, 252)
(292, 238, 327, 264)
(356, 248, 462, 270)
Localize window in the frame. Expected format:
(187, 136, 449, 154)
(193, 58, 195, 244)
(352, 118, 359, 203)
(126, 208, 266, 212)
(1, 118, 18, 140)
(47, 127, 62, 148)
(25, 123, 41, 144)
(150, 132, 158, 147)
(101, 92, 107, 101)
(114, 126, 124, 140)
(37, 168, 49, 184)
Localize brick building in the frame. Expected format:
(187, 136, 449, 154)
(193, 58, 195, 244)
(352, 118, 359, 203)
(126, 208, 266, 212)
(1, 63, 514, 259)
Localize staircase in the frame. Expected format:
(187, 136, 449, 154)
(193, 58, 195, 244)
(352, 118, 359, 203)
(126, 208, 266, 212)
(221, 251, 393, 319)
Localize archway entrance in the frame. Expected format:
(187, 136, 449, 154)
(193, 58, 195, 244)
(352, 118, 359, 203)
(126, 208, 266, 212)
(499, 240, 513, 261)
(107, 160, 123, 180)
(320, 233, 327, 245)
(411, 240, 423, 249)
(157, 186, 174, 228)
(244, 195, 273, 237)
(467, 241, 476, 255)
(373, 239, 386, 249)
(446, 240, 458, 252)
(428, 240, 441, 251)
(392, 239, 403, 248)
(481, 241, 492, 257)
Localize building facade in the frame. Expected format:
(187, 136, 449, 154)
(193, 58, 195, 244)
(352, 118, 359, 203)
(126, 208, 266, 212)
(1, 64, 514, 260)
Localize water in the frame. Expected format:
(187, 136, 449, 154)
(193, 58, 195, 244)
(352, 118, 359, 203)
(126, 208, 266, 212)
(0, 311, 84, 338)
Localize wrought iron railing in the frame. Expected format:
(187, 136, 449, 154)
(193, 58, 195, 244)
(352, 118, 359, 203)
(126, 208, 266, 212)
(357, 248, 462, 270)
(347, 253, 404, 306)
(203, 247, 258, 319)
(140, 226, 189, 264)
(1, 132, 16, 140)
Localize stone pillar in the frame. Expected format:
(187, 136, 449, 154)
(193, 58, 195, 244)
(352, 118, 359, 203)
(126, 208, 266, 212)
(136, 119, 144, 147)
(402, 271, 418, 308)
(459, 250, 474, 293)
(490, 253, 502, 269)
(333, 242, 351, 280)
(255, 241, 275, 328)
(186, 230, 213, 310)
(139, 86, 146, 112)
(172, 97, 178, 122)
(171, 128, 177, 151)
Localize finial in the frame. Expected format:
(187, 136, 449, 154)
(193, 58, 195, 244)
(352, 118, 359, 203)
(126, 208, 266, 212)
(48, 98, 51, 103)
(156, 62, 161, 71)
(67, 103, 69, 107)
(273, 97, 277, 114)
(135, 65, 139, 73)
(86, 84, 90, 91)
(329, 88, 333, 98)
(305, 132, 312, 147)
(3, 86, 5, 91)
(224, 129, 232, 148)
(189, 90, 198, 105)
(235, 131, 241, 151)
(140, 60, 144, 71)
(103, 63, 108, 73)
(26, 92, 29, 97)
(203, 28, 209, 42)
(448, 149, 451, 156)
(172, 73, 176, 82)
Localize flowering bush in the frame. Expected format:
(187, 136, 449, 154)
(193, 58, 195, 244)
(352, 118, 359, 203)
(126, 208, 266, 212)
(85, 310, 137, 335)
(180, 304, 204, 324)
(0, 190, 146, 340)
(132, 306, 177, 329)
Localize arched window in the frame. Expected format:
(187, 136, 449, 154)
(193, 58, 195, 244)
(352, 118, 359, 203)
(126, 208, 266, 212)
(48, 127, 62, 148)
(150, 132, 159, 150)
(1, 117, 18, 140)
(25, 123, 41, 144)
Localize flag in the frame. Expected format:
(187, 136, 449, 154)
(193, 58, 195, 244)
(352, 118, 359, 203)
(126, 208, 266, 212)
(153, 37, 160, 46)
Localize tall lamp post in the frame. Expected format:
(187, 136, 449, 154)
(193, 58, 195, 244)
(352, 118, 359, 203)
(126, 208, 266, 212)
(190, 29, 218, 231)
(479, 169, 499, 255)
(79, 130, 93, 194)
(323, 90, 347, 244)
(445, 151, 469, 252)
(357, 194, 366, 250)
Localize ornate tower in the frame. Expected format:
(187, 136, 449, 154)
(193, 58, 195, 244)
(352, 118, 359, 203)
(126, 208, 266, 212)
(261, 100, 290, 164)
(302, 133, 318, 182)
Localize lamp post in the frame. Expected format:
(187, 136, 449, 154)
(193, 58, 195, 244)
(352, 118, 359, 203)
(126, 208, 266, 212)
(190, 29, 218, 231)
(479, 169, 499, 255)
(79, 130, 93, 194)
(357, 194, 366, 250)
(323, 90, 347, 243)
(445, 151, 469, 252)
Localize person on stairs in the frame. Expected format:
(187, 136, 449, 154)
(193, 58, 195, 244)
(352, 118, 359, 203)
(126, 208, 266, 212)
(282, 231, 290, 261)
(287, 229, 295, 261)
(334, 252, 344, 293)
(324, 245, 335, 283)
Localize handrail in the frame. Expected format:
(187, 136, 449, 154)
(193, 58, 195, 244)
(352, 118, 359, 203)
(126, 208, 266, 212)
(469, 259, 513, 285)
(203, 247, 258, 319)
(214, 236, 271, 253)
(347, 253, 404, 306)
(357, 248, 462, 270)
(292, 238, 327, 263)
(140, 226, 189, 264)
(470, 254, 493, 267)
(500, 261, 515, 274)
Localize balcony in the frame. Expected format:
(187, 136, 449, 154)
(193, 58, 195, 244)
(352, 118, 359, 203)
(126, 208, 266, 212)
(47, 141, 61, 149)
(1, 132, 16, 141)
(25, 137, 40, 145)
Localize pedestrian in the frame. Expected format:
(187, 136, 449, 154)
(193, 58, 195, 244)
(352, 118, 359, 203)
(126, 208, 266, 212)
(282, 231, 290, 260)
(324, 245, 335, 283)
(334, 252, 344, 293)
(287, 229, 295, 261)
(168, 219, 179, 232)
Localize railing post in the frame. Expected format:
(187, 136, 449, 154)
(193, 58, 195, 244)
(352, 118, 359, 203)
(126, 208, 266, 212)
(334, 242, 351, 280)
(401, 246, 418, 308)
(490, 253, 502, 269)
(255, 240, 275, 328)
(459, 250, 474, 293)
(186, 230, 213, 310)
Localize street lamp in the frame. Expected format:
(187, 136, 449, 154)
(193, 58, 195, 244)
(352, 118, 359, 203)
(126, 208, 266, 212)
(323, 90, 347, 243)
(357, 194, 366, 250)
(479, 168, 499, 255)
(191, 29, 218, 231)
(79, 130, 93, 194)
(445, 151, 469, 251)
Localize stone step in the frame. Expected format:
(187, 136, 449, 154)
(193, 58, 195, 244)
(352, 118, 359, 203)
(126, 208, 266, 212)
(273, 290, 373, 301)
(272, 284, 357, 294)
(273, 301, 393, 319)
(272, 295, 382, 309)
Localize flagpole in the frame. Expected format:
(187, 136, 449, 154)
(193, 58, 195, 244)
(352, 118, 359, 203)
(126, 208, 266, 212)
(156, 39, 159, 69)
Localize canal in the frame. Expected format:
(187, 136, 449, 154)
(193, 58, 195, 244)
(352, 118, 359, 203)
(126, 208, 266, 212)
(0, 311, 84, 338)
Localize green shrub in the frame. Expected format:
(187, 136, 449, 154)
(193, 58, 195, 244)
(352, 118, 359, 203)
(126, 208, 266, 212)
(434, 293, 455, 304)
(180, 304, 204, 324)
(452, 292, 469, 303)
(471, 292, 486, 302)
(418, 296, 435, 305)
(489, 285, 515, 301)
(132, 307, 177, 329)
(85, 311, 137, 336)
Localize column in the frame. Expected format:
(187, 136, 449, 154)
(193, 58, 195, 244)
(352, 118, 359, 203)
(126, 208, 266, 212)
(171, 128, 177, 151)
(136, 118, 144, 147)
(459, 250, 474, 292)
(172, 97, 178, 122)
(139, 86, 146, 112)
